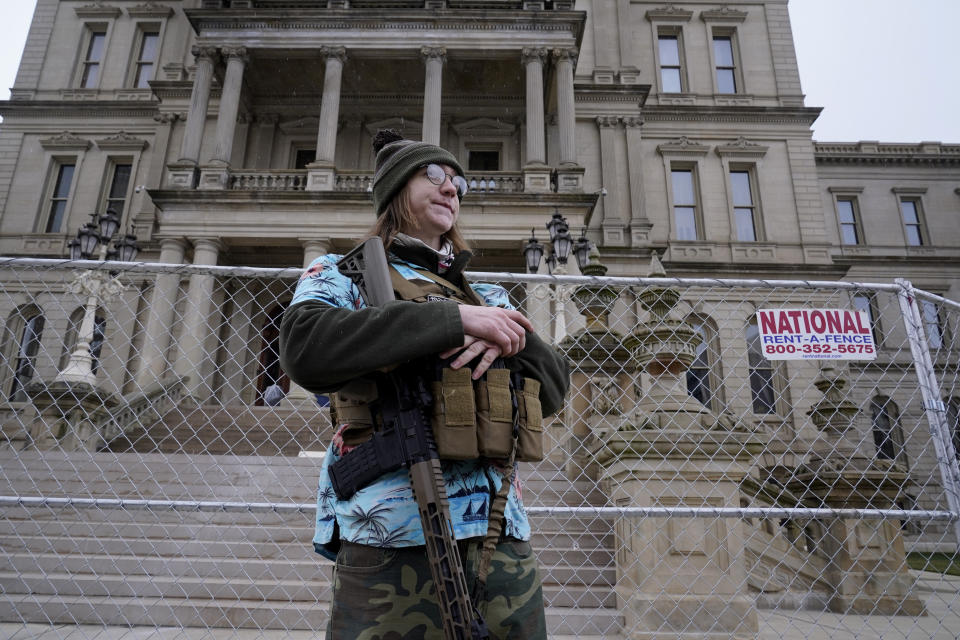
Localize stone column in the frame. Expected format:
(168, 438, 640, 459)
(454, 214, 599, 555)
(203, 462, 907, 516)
(784, 364, 925, 616)
(306, 47, 347, 191)
(252, 113, 279, 169)
(624, 116, 652, 246)
(592, 254, 763, 640)
(173, 238, 222, 401)
(553, 47, 584, 191)
(167, 46, 217, 188)
(522, 47, 551, 193)
(136, 238, 188, 388)
(421, 47, 446, 145)
(199, 46, 247, 190)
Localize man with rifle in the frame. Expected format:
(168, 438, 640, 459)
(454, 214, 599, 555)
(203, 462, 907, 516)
(280, 130, 569, 639)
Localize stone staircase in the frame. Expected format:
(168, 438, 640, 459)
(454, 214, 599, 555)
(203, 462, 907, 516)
(0, 442, 623, 637)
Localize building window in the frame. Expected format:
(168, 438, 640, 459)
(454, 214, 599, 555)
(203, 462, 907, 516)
(836, 197, 861, 245)
(871, 396, 904, 462)
(671, 167, 699, 241)
(899, 198, 925, 246)
(686, 317, 721, 411)
(852, 293, 882, 347)
(294, 148, 316, 169)
(132, 29, 160, 88)
(104, 162, 132, 216)
(80, 28, 107, 89)
(45, 162, 76, 233)
(920, 300, 944, 349)
(746, 320, 776, 414)
(6, 309, 45, 402)
(467, 149, 500, 171)
(713, 34, 738, 94)
(730, 169, 758, 241)
(658, 32, 684, 93)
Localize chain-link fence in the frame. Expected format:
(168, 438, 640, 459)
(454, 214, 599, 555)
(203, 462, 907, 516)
(0, 257, 958, 639)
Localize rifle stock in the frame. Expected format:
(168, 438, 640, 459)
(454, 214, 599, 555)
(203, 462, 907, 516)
(333, 238, 488, 640)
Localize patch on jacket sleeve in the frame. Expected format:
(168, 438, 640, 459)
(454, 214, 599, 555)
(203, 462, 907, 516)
(291, 254, 363, 308)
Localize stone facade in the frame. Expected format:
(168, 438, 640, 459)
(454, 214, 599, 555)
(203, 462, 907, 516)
(0, 1, 958, 628)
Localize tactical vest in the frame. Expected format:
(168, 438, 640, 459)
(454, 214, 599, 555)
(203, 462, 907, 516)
(330, 263, 543, 462)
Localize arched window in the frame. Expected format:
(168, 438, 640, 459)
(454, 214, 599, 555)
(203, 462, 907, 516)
(746, 319, 776, 414)
(686, 315, 723, 411)
(60, 307, 106, 375)
(4, 307, 45, 402)
(871, 396, 904, 462)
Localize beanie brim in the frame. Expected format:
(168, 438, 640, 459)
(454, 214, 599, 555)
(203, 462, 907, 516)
(372, 141, 464, 215)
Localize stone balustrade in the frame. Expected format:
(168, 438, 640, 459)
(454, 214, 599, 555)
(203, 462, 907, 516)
(229, 171, 307, 191)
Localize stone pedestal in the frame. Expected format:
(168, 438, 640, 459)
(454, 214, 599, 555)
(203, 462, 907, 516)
(591, 254, 763, 639)
(25, 380, 118, 451)
(784, 365, 926, 616)
(165, 161, 199, 189)
(305, 162, 336, 191)
(555, 164, 584, 192)
(197, 164, 230, 190)
(522, 164, 552, 193)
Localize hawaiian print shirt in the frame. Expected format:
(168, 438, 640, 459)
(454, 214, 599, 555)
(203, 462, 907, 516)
(291, 252, 531, 560)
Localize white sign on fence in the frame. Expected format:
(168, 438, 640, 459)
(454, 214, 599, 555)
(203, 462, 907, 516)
(756, 308, 877, 361)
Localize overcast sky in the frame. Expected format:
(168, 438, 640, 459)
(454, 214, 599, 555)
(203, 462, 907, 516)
(1, 0, 958, 143)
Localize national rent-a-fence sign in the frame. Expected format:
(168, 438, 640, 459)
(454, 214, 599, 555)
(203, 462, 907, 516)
(756, 308, 876, 361)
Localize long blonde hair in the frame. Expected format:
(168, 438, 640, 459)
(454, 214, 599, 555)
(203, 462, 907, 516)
(367, 182, 470, 253)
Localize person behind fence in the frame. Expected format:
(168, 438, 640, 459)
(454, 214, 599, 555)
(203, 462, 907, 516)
(279, 129, 569, 639)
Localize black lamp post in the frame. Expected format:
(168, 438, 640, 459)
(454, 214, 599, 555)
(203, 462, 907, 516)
(523, 209, 592, 274)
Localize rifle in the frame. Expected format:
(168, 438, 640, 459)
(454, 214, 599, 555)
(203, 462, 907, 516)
(330, 237, 489, 640)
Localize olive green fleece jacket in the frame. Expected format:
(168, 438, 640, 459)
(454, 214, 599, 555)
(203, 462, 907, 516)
(279, 269, 569, 417)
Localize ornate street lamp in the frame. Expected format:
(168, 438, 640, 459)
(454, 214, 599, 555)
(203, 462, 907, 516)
(56, 210, 140, 386)
(523, 210, 593, 274)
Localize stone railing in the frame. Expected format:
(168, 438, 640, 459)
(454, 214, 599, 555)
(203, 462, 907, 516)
(466, 171, 523, 193)
(229, 171, 307, 191)
(335, 171, 373, 192)
(100, 375, 189, 445)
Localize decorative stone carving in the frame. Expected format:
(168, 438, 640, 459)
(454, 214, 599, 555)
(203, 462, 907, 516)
(127, 2, 174, 17)
(521, 47, 548, 65)
(551, 47, 579, 65)
(190, 45, 220, 64)
(716, 136, 769, 158)
(701, 6, 748, 23)
(75, 3, 122, 18)
(595, 116, 620, 128)
(220, 46, 249, 63)
(420, 46, 447, 62)
(96, 131, 149, 150)
(40, 132, 91, 151)
(644, 5, 694, 22)
(656, 136, 710, 156)
(320, 45, 348, 64)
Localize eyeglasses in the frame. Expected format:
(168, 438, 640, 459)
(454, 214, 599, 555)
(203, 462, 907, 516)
(422, 163, 468, 199)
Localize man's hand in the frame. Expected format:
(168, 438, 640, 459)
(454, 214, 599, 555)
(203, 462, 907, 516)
(440, 336, 502, 379)
(457, 306, 532, 357)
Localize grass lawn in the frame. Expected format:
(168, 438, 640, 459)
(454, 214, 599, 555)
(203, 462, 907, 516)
(907, 552, 960, 576)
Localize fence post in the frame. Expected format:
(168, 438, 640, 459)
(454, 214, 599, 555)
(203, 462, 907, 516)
(895, 278, 960, 551)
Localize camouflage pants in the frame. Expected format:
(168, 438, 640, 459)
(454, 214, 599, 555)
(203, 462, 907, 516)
(326, 537, 547, 640)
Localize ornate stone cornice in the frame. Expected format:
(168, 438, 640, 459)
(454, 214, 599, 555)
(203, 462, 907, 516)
(700, 6, 748, 23)
(574, 83, 650, 105)
(715, 136, 768, 158)
(75, 3, 122, 18)
(0, 101, 160, 120)
(40, 132, 92, 151)
(521, 47, 549, 66)
(815, 141, 960, 166)
(320, 46, 347, 64)
(127, 2, 174, 18)
(96, 131, 149, 151)
(657, 136, 709, 156)
(645, 6, 694, 22)
(643, 105, 822, 126)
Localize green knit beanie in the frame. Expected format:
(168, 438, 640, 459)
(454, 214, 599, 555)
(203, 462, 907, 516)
(371, 129, 464, 215)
